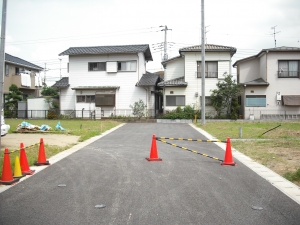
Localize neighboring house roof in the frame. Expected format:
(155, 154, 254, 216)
(242, 78, 269, 86)
(158, 76, 187, 87)
(161, 55, 182, 65)
(137, 73, 161, 86)
(5, 53, 43, 71)
(233, 46, 300, 67)
(52, 77, 69, 88)
(71, 86, 120, 90)
(59, 44, 153, 61)
(179, 44, 237, 56)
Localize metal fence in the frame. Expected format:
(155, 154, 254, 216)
(4, 108, 300, 120)
(4, 109, 157, 120)
(250, 109, 300, 120)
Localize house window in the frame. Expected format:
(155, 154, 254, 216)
(76, 95, 95, 103)
(197, 61, 218, 78)
(5, 65, 9, 76)
(95, 94, 115, 106)
(246, 95, 266, 107)
(278, 60, 299, 77)
(88, 62, 106, 71)
(86, 95, 95, 103)
(15, 67, 20, 75)
(117, 61, 137, 71)
(77, 96, 86, 102)
(166, 95, 185, 106)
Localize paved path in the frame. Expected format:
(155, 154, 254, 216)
(0, 123, 299, 225)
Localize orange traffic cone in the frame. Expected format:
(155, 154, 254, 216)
(146, 134, 162, 161)
(34, 138, 50, 166)
(19, 143, 35, 175)
(221, 138, 236, 166)
(0, 148, 20, 185)
(13, 156, 25, 179)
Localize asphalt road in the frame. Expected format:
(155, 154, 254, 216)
(0, 123, 299, 225)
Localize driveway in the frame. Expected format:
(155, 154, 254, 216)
(0, 123, 299, 225)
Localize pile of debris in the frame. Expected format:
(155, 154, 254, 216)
(16, 121, 52, 132)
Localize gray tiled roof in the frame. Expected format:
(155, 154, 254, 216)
(180, 44, 237, 56)
(137, 73, 161, 86)
(242, 78, 269, 86)
(52, 77, 69, 88)
(59, 44, 153, 61)
(71, 86, 120, 90)
(233, 46, 300, 67)
(158, 76, 187, 87)
(262, 46, 300, 51)
(161, 55, 182, 65)
(5, 53, 43, 70)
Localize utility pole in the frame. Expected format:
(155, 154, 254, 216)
(271, 26, 280, 47)
(160, 25, 172, 61)
(44, 63, 47, 86)
(59, 58, 62, 79)
(0, 0, 7, 148)
(201, 0, 205, 125)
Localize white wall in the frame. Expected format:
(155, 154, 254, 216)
(164, 57, 184, 81)
(27, 98, 50, 118)
(238, 58, 260, 83)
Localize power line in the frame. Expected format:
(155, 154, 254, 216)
(6, 28, 160, 46)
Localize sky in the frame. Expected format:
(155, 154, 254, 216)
(1, 0, 300, 86)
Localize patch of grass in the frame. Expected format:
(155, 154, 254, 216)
(199, 121, 295, 140)
(196, 121, 300, 186)
(283, 168, 300, 182)
(0, 119, 121, 174)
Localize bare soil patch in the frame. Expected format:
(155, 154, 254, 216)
(1, 133, 80, 151)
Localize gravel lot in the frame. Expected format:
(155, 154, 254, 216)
(0, 133, 80, 151)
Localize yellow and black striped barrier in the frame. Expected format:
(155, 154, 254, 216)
(156, 137, 226, 143)
(157, 138, 223, 162)
(8, 142, 40, 154)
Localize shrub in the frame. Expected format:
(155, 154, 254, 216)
(47, 110, 58, 119)
(161, 105, 200, 120)
(129, 99, 146, 119)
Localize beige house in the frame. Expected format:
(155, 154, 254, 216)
(233, 46, 300, 120)
(4, 53, 44, 100)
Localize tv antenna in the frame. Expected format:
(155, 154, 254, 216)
(270, 26, 280, 47)
(205, 25, 210, 44)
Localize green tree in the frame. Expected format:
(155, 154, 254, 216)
(41, 86, 58, 97)
(210, 73, 241, 118)
(130, 99, 146, 119)
(5, 84, 23, 110)
(41, 86, 59, 119)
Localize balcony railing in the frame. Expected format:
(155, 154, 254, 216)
(196, 72, 218, 78)
(278, 71, 299, 78)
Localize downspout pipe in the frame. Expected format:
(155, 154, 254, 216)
(143, 87, 148, 116)
(266, 50, 268, 82)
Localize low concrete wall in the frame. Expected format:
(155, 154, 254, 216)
(157, 119, 193, 123)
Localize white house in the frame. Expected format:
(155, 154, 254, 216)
(56, 44, 162, 118)
(233, 46, 300, 120)
(158, 44, 237, 116)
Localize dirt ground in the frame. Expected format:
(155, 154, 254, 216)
(1, 133, 80, 151)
